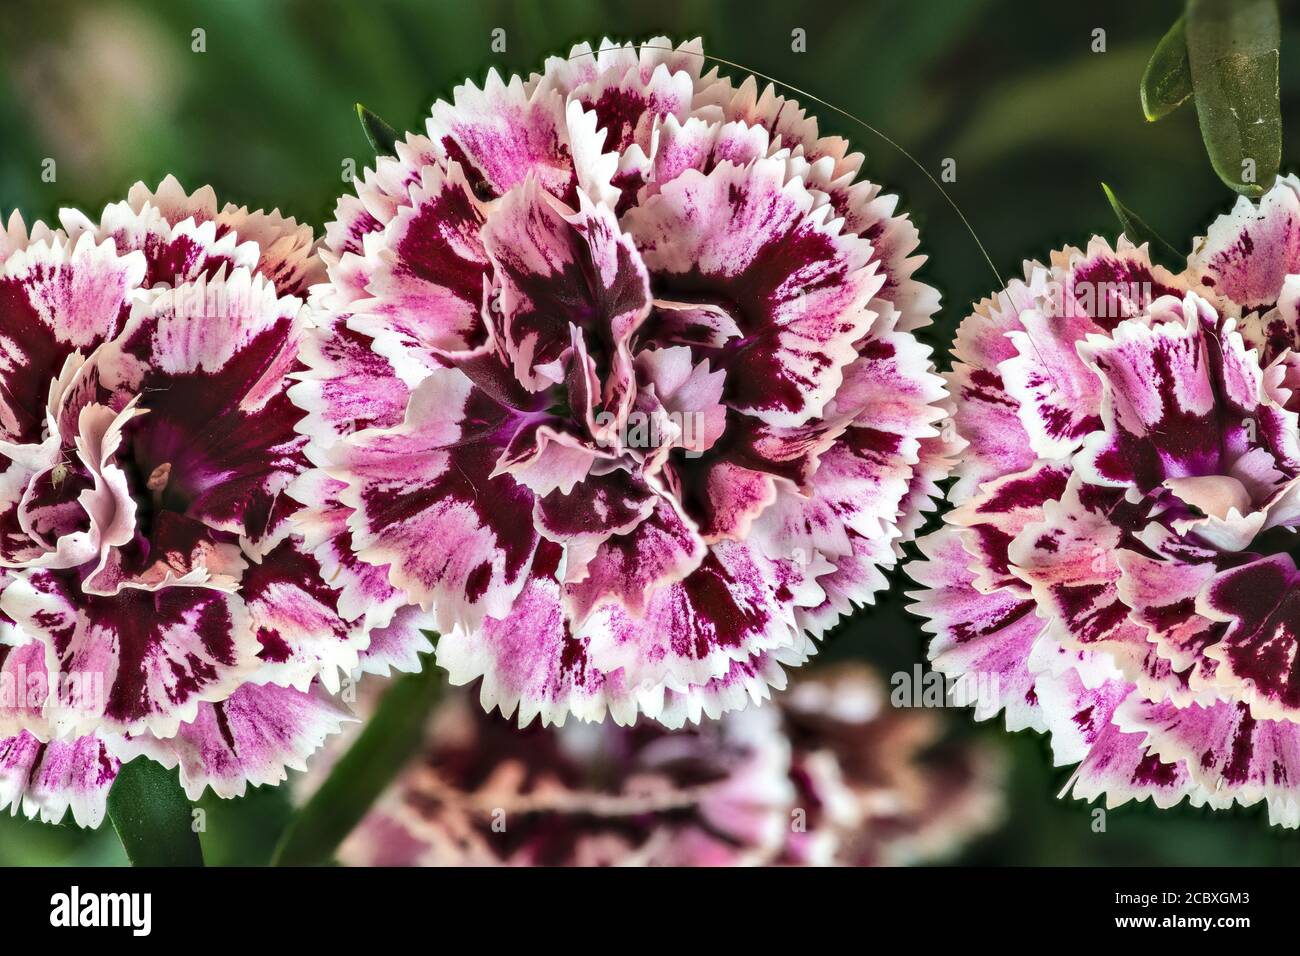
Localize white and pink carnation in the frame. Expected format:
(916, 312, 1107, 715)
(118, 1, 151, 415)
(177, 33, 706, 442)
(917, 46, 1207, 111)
(0, 178, 428, 827)
(297, 37, 952, 728)
(909, 174, 1300, 826)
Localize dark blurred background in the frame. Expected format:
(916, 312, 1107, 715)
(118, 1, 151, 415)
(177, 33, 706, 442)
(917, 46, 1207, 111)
(1, 0, 1298, 865)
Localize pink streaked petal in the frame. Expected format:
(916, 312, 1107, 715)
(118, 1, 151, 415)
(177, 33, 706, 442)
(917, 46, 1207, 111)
(571, 58, 695, 158)
(1213, 315, 1267, 413)
(493, 418, 605, 498)
(1259, 349, 1300, 471)
(831, 333, 948, 441)
(337, 366, 538, 632)
(952, 285, 1025, 370)
(61, 199, 257, 290)
(289, 313, 409, 455)
(0, 567, 258, 738)
(581, 540, 822, 697)
(1007, 479, 1142, 655)
(838, 182, 942, 335)
(701, 76, 839, 171)
(643, 298, 743, 350)
(751, 429, 910, 568)
(1118, 695, 1300, 827)
(1116, 531, 1223, 689)
(563, 492, 705, 623)
(998, 306, 1103, 459)
(1076, 301, 1222, 490)
(427, 71, 579, 204)
(892, 392, 964, 546)
(0, 730, 119, 828)
(0, 234, 145, 444)
(625, 158, 880, 427)
(0, 640, 50, 737)
(650, 650, 793, 729)
(906, 528, 1048, 733)
(361, 162, 491, 357)
(551, 37, 707, 99)
(1199, 554, 1300, 720)
(1239, 303, 1300, 366)
(1189, 174, 1300, 311)
(712, 411, 847, 497)
(0, 444, 61, 566)
(98, 269, 309, 547)
(242, 536, 366, 694)
(1061, 716, 1221, 812)
(637, 115, 770, 209)
(110, 681, 353, 800)
(795, 531, 894, 640)
(949, 461, 1071, 593)
(687, 459, 776, 543)
(288, 471, 412, 639)
(537, 39, 636, 99)
(436, 541, 631, 726)
(319, 133, 443, 304)
(324, 193, 384, 267)
(483, 179, 650, 402)
(1032, 668, 1133, 767)
(946, 365, 1034, 503)
(216, 204, 325, 299)
(534, 467, 656, 579)
(356, 604, 435, 679)
(634, 346, 727, 456)
(18, 405, 137, 573)
(1053, 237, 1189, 331)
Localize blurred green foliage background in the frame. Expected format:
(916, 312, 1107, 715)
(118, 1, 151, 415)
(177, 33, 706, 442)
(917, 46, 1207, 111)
(1, 0, 1299, 865)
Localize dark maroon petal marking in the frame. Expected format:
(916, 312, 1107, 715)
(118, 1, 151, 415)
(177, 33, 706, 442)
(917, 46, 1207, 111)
(1, 566, 252, 736)
(341, 367, 540, 626)
(1204, 556, 1300, 715)
(0, 240, 139, 443)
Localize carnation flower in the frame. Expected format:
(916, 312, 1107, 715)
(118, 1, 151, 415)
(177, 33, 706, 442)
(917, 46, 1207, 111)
(0, 178, 428, 827)
(297, 37, 952, 727)
(909, 175, 1300, 825)
(332, 663, 1002, 866)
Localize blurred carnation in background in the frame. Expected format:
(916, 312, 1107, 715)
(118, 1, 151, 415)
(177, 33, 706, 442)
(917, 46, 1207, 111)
(9, 5, 182, 186)
(5, 0, 1300, 865)
(328, 665, 1002, 867)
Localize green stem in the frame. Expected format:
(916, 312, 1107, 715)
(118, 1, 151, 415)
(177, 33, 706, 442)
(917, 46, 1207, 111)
(107, 758, 204, 867)
(272, 652, 443, 866)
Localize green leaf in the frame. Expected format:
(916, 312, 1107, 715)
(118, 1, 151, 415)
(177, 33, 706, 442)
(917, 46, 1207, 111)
(1186, 0, 1281, 196)
(356, 103, 398, 156)
(107, 758, 203, 867)
(272, 650, 443, 866)
(1101, 183, 1183, 267)
(197, 783, 295, 866)
(1141, 16, 1193, 121)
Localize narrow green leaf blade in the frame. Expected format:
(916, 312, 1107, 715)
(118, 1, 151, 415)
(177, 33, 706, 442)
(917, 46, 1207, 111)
(356, 103, 398, 156)
(272, 651, 442, 866)
(107, 758, 203, 867)
(1101, 182, 1182, 267)
(1141, 16, 1192, 121)
(1186, 0, 1281, 196)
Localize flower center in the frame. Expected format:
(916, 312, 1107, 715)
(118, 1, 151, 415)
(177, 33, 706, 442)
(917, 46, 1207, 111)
(122, 453, 182, 541)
